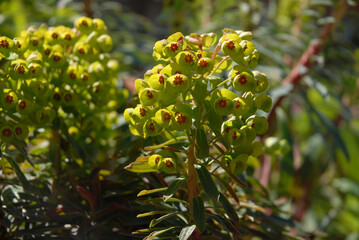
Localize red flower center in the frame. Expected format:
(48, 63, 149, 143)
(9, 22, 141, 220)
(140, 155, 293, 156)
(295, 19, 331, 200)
(218, 99, 227, 108)
(2, 128, 11, 137)
(15, 127, 22, 136)
(81, 20, 88, 26)
(82, 74, 88, 82)
(226, 41, 235, 50)
(53, 55, 61, 62)
(17, 66, 25, 74)
(159, 75, 164, 84)
(184, 54, 193, 63)
(146, 90, 153, 99)
(238, 75, 247, 85)
(155, 157, 160, 164)
(170, 43, 178, 52)
(173, 75, 184, 85)
(0, 39, 9, 48)
(198, 59, 208, 68)
(44, 49, 51, 55)
(176, 114, 186, 124)
(232, 131, 237, 139)
(149, 122, 155, 131)
(19, 100, 26, 109)
(51, 32, 58, 39)
(69, 72, 76, 79)
(6, 95, 13, 103)
(163, 112, 171, 121)
(78, 48, 85, 54)
(139, 107, 147, 117)
(32, 39, 38, 46)
(64, 93, 72, 102)
(65, 34, 72, 40)
(165, 160, 174, 168)
(53, 93, 61, 101)
(235, 100, 241, 109)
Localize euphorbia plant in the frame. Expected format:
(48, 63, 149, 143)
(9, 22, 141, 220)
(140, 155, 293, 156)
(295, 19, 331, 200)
(125, 29, 275, 239)
(0, 16, 128, 171)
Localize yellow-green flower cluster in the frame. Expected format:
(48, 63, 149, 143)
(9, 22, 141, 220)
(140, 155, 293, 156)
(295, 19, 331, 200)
(0, 17, 127, 144)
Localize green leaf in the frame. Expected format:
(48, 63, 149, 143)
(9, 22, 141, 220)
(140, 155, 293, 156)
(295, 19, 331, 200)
(2, 153, 29, 188)
(137, 211, 170, 218)
(192, 197, 205, 233)
(144, 227, 177, 240)
(219, 193, 239, 223)
(163, 178, 186, 202)
(179, 225, 196, 240)
(195, 164, 219, 200)
(138, 187, 168, 197)
(124, 156, 158, 173)
(195, 127, 209, 159)
(149, 211, 184, 228)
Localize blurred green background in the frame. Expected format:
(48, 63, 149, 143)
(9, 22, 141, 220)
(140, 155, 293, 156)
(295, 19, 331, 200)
(0, 0, 358, 239)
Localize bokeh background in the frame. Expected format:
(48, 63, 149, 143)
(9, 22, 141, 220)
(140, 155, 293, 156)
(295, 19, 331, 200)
(1, 0, 359, 239)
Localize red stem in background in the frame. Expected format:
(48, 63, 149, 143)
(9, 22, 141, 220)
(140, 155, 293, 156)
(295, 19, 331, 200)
(258, 0, 349, 187)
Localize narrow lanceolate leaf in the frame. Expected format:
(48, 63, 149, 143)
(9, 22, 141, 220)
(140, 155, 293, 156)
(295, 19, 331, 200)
(195, 127, 209, 159)
(143, 227, 176, 240)
(163, 178, 186, 202)
(124, 156, 158, 173)
(195, 164, 219, 200)
(179, 225, 196, 240)
(192, 197, 206, 233)
(149, 211, 183, 228)
(2, 153, 29, 188)
(138, 187, 168, 197)
(219, 193, 239, 223)
(137, 211, 170, 218)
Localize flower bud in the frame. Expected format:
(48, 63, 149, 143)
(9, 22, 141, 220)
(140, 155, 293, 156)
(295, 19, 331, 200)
(154, 109, 173, 128)
(28, 63, 43, 78)
(148, 154, 163, 169)
(93, 18, 108, 34)
(16, 99, 33, 115)
(161, 157, 177, 173)
(14, 124, 29, 140)
(148, 74, 167, 90)
(254, 93, 272, 112)
(253, 71, 268, 93)
(227, 128, 246, 147)
(1, 90, 18, 109)
(139, 88, 159, 106)
(213, 97, 233, 116)
(230, 154, 248, 174)
(246, 115, 269, 135)
(0, 125, 14, 142)
(175, 51, 196, 69)
(143, 119, 163, 138)
(233, 72, 256, 93)
(0, 36, 14, 58)
(13, 37, 28, 56)
(75, 16, 94, 33)
(96, 34, 113, 52)
(166, 74, 190, 93)
(171, 112, 192, 131)
(196, 57, 213, 74)
(132, 105, 151, 123)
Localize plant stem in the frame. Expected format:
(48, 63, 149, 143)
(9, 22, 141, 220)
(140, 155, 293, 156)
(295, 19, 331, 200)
(187, 144, 199, 217)
(51, 129, 62, 177)
(207, 56, 229, 78)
